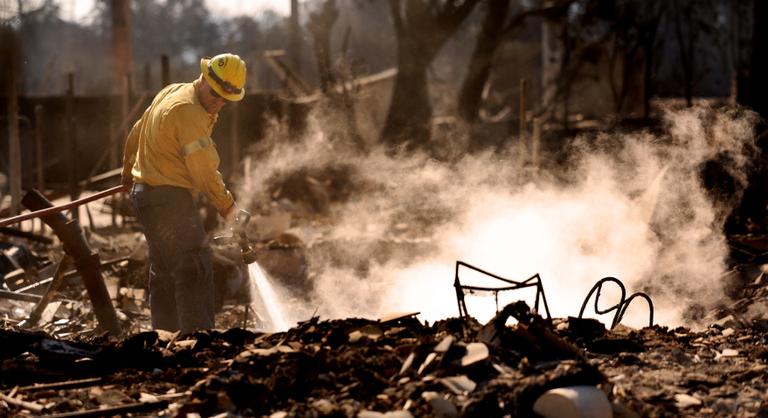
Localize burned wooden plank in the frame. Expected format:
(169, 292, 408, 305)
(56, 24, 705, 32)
(21, 255, 73, 328)
(37, 400, 168, 418)
(0, 289, 42, 303)
(16, 377, 103, 393)
(0, 391, 45, 413)
(0, 226, 53, 244)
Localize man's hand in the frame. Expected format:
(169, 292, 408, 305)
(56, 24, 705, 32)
(222, 202, 239, 226)
(121, 172, 134, 191)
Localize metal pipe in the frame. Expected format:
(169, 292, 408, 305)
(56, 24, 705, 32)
(0, 185, 125, 228)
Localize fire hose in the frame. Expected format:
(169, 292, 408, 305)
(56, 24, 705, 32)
(0, 185, 126, 228)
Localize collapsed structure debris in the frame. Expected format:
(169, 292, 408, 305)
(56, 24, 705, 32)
(1, 296, 767, 417)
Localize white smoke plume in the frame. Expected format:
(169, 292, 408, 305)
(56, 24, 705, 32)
(237, 103, 758, 330)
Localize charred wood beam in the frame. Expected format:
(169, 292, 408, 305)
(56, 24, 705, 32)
(0, 289, 41, 303)
(21, 189, 122, 336)
(16, 377, 103, 393)
(0, 226, 53, 244)
(15, 256, 130, 294)
(22, 255, 73, 328)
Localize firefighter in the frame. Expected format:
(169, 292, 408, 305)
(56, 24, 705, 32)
(121, 53, 246, 334)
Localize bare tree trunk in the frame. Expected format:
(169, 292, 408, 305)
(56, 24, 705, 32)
(748, 0, 768, 121)
(641, 3, 664, 119)
(381, 0, 480, 149)
(381, 51, 433, 149)
(308, 0, 338, 93)
(561, 24, 572, 132)
(672, 0, 695, 106)
(290, 0, 301, 73)
(458, 0, 510, 123)
(161, 54, 170, 87)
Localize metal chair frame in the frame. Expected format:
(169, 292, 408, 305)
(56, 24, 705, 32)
(453, 260, 552, 320)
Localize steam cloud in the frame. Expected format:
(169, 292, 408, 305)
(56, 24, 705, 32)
(237, 104, 758, 330)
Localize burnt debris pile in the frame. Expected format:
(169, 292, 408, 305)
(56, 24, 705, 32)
(1, 300, 767, 417)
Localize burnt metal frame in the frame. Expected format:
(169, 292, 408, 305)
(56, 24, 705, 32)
(454, 260, 552, 320)
(578, 277, 654, 329)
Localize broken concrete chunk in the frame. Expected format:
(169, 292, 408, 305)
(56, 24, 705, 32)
(434, 335, 454, 353)
(156, 329, 180, 344)
(174, 339, 197, 350)
(139, 392, 160, 403)
(104, 276, 120, 300)
(422, 391, 458, 418)
(460, 342, 489, 367)
(532, 386, 612, 418)
(311, 399, 336, 415)
(674, 393, 702, 408)
(714, 315, 739, 329)
(349, 330, 363, 343)
(399, 352, 415, 375)
(715, 348, 740, 360)
(417, 352, 437, 375)
(236, 345, 296, 359)
(39, 301, 61, 324)
(360, 324, 383, 339)
(349, 325, 383, 343)
(439, 375, 477, 395)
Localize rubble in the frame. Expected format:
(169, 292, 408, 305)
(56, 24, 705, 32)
(0, 293, 767, 417)
(1, 185, 768, 417)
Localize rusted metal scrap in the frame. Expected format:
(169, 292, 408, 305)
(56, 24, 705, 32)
(578, 276, 654, 329)
(453, 260, 552, 320)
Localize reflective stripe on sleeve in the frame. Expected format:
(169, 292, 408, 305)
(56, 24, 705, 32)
(180, 137, 212, 157)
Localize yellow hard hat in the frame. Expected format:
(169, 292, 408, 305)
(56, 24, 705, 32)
(200, 53, 247, 102)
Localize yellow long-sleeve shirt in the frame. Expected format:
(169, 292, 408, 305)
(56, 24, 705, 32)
(121, 82, 234, 215)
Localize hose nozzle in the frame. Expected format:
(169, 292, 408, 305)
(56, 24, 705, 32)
(214, 209, 259, 265)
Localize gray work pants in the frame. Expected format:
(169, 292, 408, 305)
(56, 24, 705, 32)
(130, 183, 214, 334)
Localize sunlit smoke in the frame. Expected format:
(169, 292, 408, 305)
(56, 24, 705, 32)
(237, 103, 757, 330)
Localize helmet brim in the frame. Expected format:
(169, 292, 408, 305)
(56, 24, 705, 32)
(200, 58, 245, 102)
